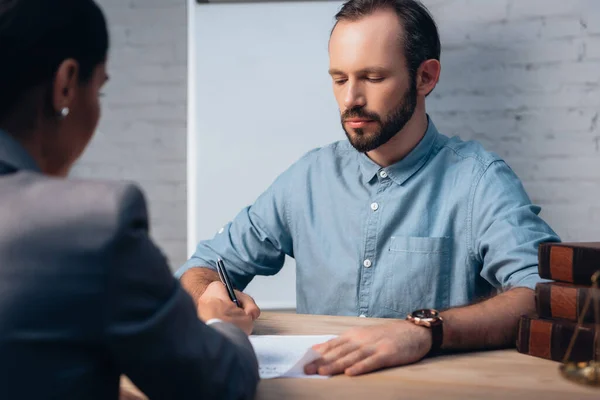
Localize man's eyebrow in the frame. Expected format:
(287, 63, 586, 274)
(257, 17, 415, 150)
(358, 67, 390, 74)
(328, 67, 390, 75)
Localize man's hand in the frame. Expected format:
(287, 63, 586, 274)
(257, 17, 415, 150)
(180, 267, 261, 321)
(197, 281, 259, 335)
(304, 321, 432, 376)
(119, 387, 146, 400)
(119, 377, 147, 400)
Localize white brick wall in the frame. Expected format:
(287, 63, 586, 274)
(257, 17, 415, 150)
(72, 0, 600, 272)
(425, 0, 600, 242)
(71, 0, 188, 269)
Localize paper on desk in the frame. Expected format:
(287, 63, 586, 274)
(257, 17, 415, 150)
(249, 335, 337, 379)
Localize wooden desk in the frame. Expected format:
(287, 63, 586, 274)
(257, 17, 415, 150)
(121, 312, 600, 399)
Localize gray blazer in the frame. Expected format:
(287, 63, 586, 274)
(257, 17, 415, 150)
(0, 130, 259, 399)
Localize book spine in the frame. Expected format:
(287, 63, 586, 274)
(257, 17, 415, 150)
(535, 283, 599, 323)
(538, 244, 600, 284)
(516, 315, 598, 362)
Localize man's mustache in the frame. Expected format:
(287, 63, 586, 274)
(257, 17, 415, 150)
(342, 107, 381, 123)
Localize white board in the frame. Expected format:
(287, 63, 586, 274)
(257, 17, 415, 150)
(188, 0, 344, 309)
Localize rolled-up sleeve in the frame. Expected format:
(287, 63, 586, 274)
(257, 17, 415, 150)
(175, 165, 296, 291)
(470, 160, 561, 291)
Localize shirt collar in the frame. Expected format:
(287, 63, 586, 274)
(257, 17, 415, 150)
(0, 129, 41, 172)
(357, 115, 439, 186)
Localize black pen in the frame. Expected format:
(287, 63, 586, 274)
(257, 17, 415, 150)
(216, 258, 241, 308)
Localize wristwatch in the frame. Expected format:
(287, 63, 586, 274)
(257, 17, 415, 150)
(406, 309, 444, 356)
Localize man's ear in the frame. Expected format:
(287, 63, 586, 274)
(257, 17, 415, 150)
(416, 59, 441, 97)
(52, 59, 79, 116)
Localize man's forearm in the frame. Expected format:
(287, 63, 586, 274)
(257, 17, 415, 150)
(180, 267, 220, 305)
(440, 287, 535, 350)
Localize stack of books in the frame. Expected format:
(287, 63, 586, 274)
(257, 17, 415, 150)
(516, 242, 600, 362)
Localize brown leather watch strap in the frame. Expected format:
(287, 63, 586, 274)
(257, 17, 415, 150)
(428, 318, 444, 355)
(406, 309, 444, 356)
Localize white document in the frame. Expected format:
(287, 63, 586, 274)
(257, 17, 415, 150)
(249, 335, 337, 379)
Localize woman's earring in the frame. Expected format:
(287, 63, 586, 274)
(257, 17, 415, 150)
(59, 107, 70, 119)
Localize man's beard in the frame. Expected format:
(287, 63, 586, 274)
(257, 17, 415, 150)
(341, 81, 418, 153)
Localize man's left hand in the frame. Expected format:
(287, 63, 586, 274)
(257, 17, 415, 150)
(304, 321, 432, 376)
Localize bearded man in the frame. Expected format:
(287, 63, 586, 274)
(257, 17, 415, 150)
(178, 0, 560, 377)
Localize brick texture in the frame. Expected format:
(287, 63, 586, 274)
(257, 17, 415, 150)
(71, 0, 187, 269)
(426, 0, 600, 242)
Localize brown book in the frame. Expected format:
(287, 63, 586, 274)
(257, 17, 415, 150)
(536, 282, 600, 323)
(538, 242, 600, 284)
(516, 315, 599, 362)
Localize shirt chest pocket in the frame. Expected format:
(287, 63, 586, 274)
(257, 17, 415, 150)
(383, 236, 451, 316)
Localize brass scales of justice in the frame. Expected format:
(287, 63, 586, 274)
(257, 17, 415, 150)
(559, 270, 600, 387)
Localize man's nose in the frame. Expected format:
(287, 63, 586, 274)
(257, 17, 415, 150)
(343, 82, 366, 110)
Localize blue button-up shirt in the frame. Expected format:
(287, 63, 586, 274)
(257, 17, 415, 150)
(177, 117, 559, 318)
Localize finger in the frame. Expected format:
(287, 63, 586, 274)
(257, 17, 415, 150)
(310, 343, 357, 375)
(304, 338, 351, 374)
(119, 389, 146, 400)
(312, 336, 348, 354)
(317, 341, 360, 367)
(239, 314, 254, 335)
(237, 291, 261, 320)
(304, 363, 318, 375)
(318, 347, 374, 376)
(344, 353, 389, 376)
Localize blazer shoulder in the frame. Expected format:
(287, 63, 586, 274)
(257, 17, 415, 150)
(2, 172, 149, 249)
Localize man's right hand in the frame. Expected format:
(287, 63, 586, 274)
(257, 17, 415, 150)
(180, 267, 262, 321)
(197, 281, 260, 335)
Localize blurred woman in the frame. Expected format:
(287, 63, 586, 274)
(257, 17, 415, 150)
(0, 1, 259, 399)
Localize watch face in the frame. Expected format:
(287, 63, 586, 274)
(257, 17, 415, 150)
(413, 309, 438, 319)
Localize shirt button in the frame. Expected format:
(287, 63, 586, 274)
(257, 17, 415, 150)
(359, 314, 366, 318)
(370, 202, 379, 211)
(363, 259, 372, 268)
(379, 170, 388, 178)
(218, 227, 224, 234)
